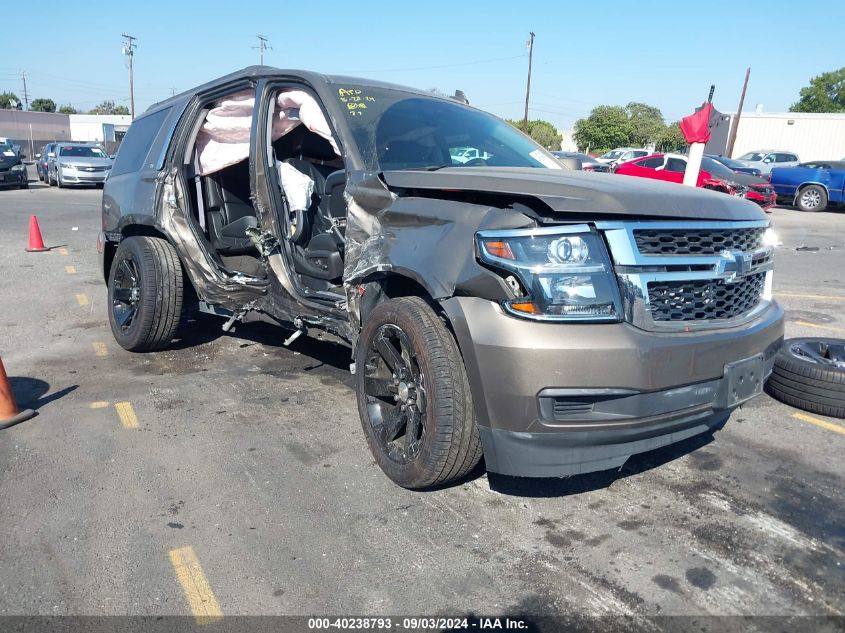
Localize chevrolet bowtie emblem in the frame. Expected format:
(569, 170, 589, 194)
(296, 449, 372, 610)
(719, 249, 753, 282)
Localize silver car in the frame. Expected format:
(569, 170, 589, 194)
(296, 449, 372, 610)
(49, 143, 113, 188)
(735, 150, 800, 175)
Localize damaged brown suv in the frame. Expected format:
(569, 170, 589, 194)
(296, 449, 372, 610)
(98, 67, 784, 489)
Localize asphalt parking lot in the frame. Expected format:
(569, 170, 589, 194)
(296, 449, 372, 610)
(0, 175, 843, 624)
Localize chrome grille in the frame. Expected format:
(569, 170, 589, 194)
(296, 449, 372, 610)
(634, 227, 765, 256)
(598, 220, 773, 331)
(648, 272, 767, 322)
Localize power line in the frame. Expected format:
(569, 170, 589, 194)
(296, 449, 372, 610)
(122, 33, 137, 119)
(346, 53, 526, 75)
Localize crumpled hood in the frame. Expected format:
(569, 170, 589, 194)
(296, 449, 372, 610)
(723, 171, 771, 187)
(382, 167, 767, 221)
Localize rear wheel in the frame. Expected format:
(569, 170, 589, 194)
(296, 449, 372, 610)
(796, 185, 827, 212)
(107, 236, 184, 352)
(355, 297, 482, 489)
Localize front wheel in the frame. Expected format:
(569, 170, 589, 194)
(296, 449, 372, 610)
(55, 169, 63, 188)
(355, 297, 482, 489)
(796, 185, 827, 212)
(107, 236, 184, 352)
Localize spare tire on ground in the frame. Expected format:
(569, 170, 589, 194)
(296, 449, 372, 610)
(765, 338, 845, 418)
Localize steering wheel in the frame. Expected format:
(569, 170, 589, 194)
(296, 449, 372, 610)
(463, 158, 488, 166)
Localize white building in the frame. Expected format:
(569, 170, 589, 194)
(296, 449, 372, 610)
(728, 112, 845, 161)
(69, 114, 132, 144)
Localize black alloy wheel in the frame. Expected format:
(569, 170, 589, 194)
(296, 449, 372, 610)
(362, 323, 428, 465)
(112, 257, 142, 334)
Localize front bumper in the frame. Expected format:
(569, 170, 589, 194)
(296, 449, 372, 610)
(0, 168, 27, 187)
(58, 168, 108, 185)
(441, 296, 784, 478)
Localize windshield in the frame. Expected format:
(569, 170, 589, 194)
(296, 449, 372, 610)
(60, 146, 107, 158)
(738, 152, 765, 161)
(700, 157, 739, 179)
(601, 150, 624, 160)
(338, 85, 561, 171)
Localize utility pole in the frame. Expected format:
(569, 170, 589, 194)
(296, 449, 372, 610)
(20, 71, 29, 110)
(522, 32, 535, 129)
(122, 33, 137, 119)
(726, 67, 750, 158)
(254, 35, 271, 65)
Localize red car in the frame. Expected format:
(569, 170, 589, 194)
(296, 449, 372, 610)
(615, 153, 777, 211)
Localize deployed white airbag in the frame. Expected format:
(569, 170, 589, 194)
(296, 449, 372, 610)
(196, 89, 339, 175)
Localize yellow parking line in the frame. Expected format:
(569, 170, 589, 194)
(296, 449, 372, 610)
(58, 247, 69, 256)
(792, 412, 845, 436)
(114, 401, 138, 429)
(76, 293, 89, 306)
(776, 292, 843, 301)
(168, 546, 223, 622)
(792, 320, 845, 335)
(92, 341, 108, 357)
(65, 265, 76, 274)
(89, 401, 110, 409)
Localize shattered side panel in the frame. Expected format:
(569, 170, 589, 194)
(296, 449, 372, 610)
(342, 170, 535, 322)
(159, 169, 268, 305)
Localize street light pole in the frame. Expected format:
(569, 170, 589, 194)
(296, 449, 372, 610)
(522, 32, 535, 128)
(122, 33, 137, 119)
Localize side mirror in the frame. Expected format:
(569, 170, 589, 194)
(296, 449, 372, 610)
(35, 153, 41, 159)
(48, 153, 55, 158)
(557, 157, 582, 170)
(763, 157, 773, 163)
(20, 154, 26, 160)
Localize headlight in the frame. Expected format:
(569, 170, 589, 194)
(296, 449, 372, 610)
(10, 164, 25, 172)
(476, 225, 621, 321)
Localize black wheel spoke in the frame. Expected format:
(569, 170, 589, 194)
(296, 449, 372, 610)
(113, 287, 132, 303)
(118, 259, 136, 283)
(365, 376, 397, 399)
(378, 405, 406, 446)
(404, 409, 421, 454)
(115, 306, 136, 328)
(376, 335, 404, 374)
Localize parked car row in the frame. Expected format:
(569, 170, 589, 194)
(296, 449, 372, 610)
(615, 153, 777, 210)
(35, 142, 113, 188)
(0, 143, 28, 189)
(561, 145, 841, 214)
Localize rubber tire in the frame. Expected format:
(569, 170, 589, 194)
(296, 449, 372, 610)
(796, 184, 827, 213)
(765, 338, 845, 418)
(107, 236, 184, 352)
(355, 296, 483, 489)
(55, 169, 62, 188)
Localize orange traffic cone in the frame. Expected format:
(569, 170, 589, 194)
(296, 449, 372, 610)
(25, 215, 49, 252)
(0, 357, 36, 430)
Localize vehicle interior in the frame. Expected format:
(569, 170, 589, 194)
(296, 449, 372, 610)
(181, 88, 347, 293)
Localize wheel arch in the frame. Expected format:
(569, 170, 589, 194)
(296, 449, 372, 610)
(795, 181, 830, 196)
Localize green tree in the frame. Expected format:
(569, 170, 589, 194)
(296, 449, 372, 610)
(58, 105, 79, 114)
(655, 121, 686, 153)
(573, 106, 633, 153)
(626, 102, 666, 146)
(89, 100, 130, 115)
(30, 98, 57, 113)
(507, 119, 563, 150)
(0, 91, 22, 109)
(790, 67, 845, 112)
(507, 118, 563, 150)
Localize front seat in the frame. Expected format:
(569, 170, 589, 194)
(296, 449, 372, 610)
(203, 160, 258, 255)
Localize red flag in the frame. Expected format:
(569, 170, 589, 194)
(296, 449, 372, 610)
(679, 103, 714, 144)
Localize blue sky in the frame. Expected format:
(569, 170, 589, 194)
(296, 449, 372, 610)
(1, 0, 841, 127)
